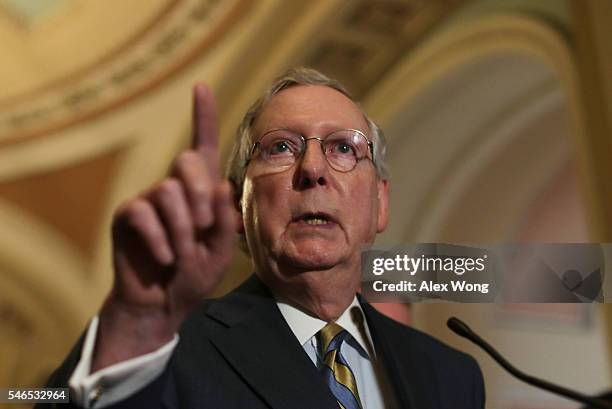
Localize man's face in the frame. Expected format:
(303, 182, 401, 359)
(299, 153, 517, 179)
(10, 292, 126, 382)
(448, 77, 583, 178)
(240, 85, 389, 291)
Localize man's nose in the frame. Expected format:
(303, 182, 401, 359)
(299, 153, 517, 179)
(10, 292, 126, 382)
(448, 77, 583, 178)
(295, 139, 329, 189)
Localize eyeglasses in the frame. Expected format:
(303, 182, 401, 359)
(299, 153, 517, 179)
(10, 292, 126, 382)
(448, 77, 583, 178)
(247, 128, 374, 172)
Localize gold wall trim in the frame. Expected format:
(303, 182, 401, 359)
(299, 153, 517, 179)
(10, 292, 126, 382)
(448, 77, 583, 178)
(366, 14, 577, 127)
(0, 0, 253, 145)
(0, 0, 183, 108)
(365, 14, 595, 239)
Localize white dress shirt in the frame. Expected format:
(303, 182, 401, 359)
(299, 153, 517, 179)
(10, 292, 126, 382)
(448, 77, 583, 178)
(69, 296, 389, 408)
(69, 317, 178, 408)
(277, 296, 388, 409)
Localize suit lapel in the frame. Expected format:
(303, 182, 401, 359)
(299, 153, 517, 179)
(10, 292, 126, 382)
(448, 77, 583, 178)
(360, 297, 441, 409)
(204, 275, 338, 409)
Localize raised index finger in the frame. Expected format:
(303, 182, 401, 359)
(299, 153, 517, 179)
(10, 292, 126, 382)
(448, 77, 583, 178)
(192, 83, 220, 180)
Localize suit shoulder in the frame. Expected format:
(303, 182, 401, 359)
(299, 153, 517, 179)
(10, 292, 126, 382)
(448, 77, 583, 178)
(366, 306, 486, 406)
(371, 307, 479, 369)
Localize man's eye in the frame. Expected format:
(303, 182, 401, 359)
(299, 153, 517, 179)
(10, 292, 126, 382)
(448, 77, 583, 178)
(274, 141, 289, 152)
(332, 142, 356, 155)
(268, 140, 296, 155)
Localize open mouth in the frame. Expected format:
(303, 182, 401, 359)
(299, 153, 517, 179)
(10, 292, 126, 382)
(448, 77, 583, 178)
(293, 212, 336, 226)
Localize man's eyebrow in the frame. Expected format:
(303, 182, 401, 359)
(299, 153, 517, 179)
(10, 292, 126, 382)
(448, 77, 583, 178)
(264, 124, 368, 135)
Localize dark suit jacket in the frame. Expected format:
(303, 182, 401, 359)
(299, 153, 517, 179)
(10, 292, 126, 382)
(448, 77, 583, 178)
(41, 274, 485, 409)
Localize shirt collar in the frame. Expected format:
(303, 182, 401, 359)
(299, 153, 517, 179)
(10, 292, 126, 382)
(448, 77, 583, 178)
(276, 296, 376, 358)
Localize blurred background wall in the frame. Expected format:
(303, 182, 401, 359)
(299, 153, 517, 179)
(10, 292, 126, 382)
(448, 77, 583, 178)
(0, 0, 610, 408)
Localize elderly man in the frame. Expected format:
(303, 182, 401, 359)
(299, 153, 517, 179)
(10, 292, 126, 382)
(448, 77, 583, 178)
(41, 68, 485, 409)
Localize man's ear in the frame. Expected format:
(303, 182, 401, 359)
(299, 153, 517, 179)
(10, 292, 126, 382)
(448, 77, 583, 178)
(229, 180, 245, 234)
(234, 198, 245, 235)
(232, 186, 251, 254)
(236, 211, 245, 234)
(376, 178, 390, 233)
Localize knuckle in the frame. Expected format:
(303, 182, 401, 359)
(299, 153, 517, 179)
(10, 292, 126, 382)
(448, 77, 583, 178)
(174, 150, 195, 167)
(173, 213, 192, 234)
(156, 178, 182, 200)
(114, 198, 143, 222)
(114, 199, 150, 229)
(112, 199, 152, 239)
(190, 179, 211, 198)
(173, 153, 212, 201)
(125, 200, 150, 226)
(173, 150, 201, 173)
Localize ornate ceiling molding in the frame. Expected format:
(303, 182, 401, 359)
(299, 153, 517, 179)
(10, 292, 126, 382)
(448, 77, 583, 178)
(0, 0, 253, 145)
(363, 14, 580, 243)
(365, 14, 578, 128)
(302, 0, 465, 99)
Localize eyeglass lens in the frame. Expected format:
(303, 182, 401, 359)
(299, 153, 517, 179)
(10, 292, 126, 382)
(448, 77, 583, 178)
(256, 129, 369, 172)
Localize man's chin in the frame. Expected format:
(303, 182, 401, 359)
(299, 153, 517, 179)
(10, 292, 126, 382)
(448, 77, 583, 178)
(278, 248, 344, 272)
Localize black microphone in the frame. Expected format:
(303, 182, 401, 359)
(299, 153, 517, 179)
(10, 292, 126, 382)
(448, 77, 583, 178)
(447, 317, 612, 409)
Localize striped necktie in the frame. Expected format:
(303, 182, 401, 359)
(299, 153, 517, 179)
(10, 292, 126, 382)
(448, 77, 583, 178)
(318, 322, 363, 409)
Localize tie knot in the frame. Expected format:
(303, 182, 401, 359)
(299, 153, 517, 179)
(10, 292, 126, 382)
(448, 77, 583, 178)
(318, 322, 349, 356)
